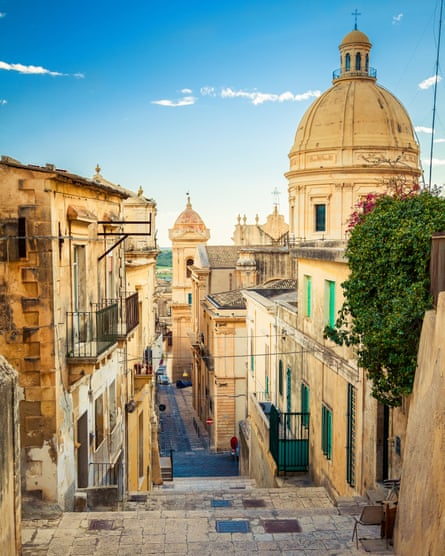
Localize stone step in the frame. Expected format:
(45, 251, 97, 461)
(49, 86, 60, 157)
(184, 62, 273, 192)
(153, 476, 257, 493)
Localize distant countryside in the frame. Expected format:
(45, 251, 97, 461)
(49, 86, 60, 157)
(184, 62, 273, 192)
(156, 249, 172, 281)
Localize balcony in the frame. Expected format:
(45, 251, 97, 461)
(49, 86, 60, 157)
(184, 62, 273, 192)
(66, 302, 119, 359)
(134, 362, 153, 391)
(66, 302, 118, 385)
(120, 292, 139, 337)
(332, 66, 377, 81)
(102, 292, 139, 339)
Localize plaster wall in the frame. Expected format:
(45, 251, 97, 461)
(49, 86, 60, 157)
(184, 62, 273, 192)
(395, 292, 445, 556)
(248, 395, 277, 488)
(0, 356, 21, 556)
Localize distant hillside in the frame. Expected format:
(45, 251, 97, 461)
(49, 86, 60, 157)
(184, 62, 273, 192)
(157, 249, 172, 268)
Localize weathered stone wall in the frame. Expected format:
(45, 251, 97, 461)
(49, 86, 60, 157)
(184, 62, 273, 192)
(0, 355, 21, 556)
(395, 292, 445, 555)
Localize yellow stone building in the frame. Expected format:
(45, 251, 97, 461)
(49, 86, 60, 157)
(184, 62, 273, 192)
(282, 27, 421, 496)
(168, 195, 210, 382)
(0, 157, 159, 511)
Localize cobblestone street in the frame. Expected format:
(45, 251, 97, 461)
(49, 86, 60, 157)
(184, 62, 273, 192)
(21, 383, 393, 555)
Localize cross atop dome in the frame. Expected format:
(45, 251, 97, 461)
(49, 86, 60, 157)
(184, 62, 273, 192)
(351, 8, 361, 30)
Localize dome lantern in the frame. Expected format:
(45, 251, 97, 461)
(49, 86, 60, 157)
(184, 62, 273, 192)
(333, 28, 376, 82)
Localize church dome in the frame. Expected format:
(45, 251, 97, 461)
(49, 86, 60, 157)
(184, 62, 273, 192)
(286, 27, 421, 241)
(169, 195, 210, 241)
(288, 28, 419, 173)
(340, 29, 370, 46)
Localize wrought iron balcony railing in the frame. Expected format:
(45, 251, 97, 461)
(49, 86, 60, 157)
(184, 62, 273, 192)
(332, 67, 377, 80)
(66, 302, 118, 358)
(102, 293, 139, 337)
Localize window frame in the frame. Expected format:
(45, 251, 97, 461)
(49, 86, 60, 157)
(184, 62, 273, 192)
(304, 275, 312, 318)
(324, 280, 336, 328)
(321, 404, 332, 460)
(315, 204, 326, 232)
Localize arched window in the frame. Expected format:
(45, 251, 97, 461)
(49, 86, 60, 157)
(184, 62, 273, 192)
(345, 53, 351, 71)
(186, 258, 193, 277)
(278, 360, 283, 396)
(355, 52, 361, 71)
(365, 54, 369, 71)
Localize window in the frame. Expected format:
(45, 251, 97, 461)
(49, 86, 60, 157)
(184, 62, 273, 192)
(322, 404, 332, 460)
(73, 245, 86, 312)
(186, 258, 193, 278)
(324, 280, 336, 328)
(304, 275, 312, 317)
(265, 344, 270, 395)
(107, 254, 115, 298)
(95, 394, 104, 449)
(0, 218, 27, 261)
(286, 368, 292, 413)
(250, 336, 255, 374)
(18, 217, 27, 258)
(138, 412, 144, 481)
(355, 52, 361, 70)
(345, 53, 351, 71)
(365, 54, 369, 71)
(109, 381, 117, 431)
(301, 383, 310, 428)
(315, 204, 326, 232)
(346, 384, 356, 486)
(187, 293, 192, 305)
(278, 360, 283, 396)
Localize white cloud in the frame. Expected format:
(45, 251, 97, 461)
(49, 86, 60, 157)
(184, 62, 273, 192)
(181, 88, 192, 94)
(200, 86, 217, 96)
(0, 60, 83, 78)
(0, 12, 6, 18)
(435, 138, 445, 143)
(154, 85, 321, 108)
(151, 95, 197, 107)
(392, 13, 403, 24)
(415, 126, 433, 134)
(0, 99, 7, 105)
(219, 87, 321, 105)
(0, 60, 65, 76)
(422, 158, 445, 166)
(418, 75, 442, 90)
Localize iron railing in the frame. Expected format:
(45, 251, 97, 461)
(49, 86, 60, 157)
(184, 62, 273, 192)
(89, 461, 120, 487)
(66, 302, 118, 358)
(332, 67, 377, 80)
(101, 292, 139, 336)
(124, 292, 139, 334)
(269, 405, 310, 473)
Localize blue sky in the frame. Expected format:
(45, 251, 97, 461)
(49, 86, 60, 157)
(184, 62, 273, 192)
(0, 1, 444, 246)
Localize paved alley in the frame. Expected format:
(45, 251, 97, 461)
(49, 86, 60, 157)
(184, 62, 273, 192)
(21, 383, 394, 555)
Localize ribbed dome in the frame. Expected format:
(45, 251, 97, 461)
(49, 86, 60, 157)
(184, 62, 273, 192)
(286, 28, 421, 241)
(174, 200, 206, 230)
(169, 195, 210, 241)
(289, 27, 419, 172)
(290, 79, 418, 168)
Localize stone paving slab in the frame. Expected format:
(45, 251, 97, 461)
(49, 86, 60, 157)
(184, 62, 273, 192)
(22, 384, 393, 555)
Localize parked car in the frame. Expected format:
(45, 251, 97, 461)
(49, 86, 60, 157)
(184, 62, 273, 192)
(176, 379, 192, 389)
(157, 374, 169, 385)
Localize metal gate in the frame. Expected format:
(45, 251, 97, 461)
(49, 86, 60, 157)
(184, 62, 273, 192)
(269, 405, 310, 472)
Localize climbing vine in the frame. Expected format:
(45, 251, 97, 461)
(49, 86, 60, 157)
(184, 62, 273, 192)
(324, 190, 445, 406)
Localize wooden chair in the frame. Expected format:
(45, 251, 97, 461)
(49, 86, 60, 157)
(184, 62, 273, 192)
(352, 505, 385, 548)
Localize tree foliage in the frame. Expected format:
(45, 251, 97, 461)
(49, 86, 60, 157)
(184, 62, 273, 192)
(325, 191, 445, 406)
